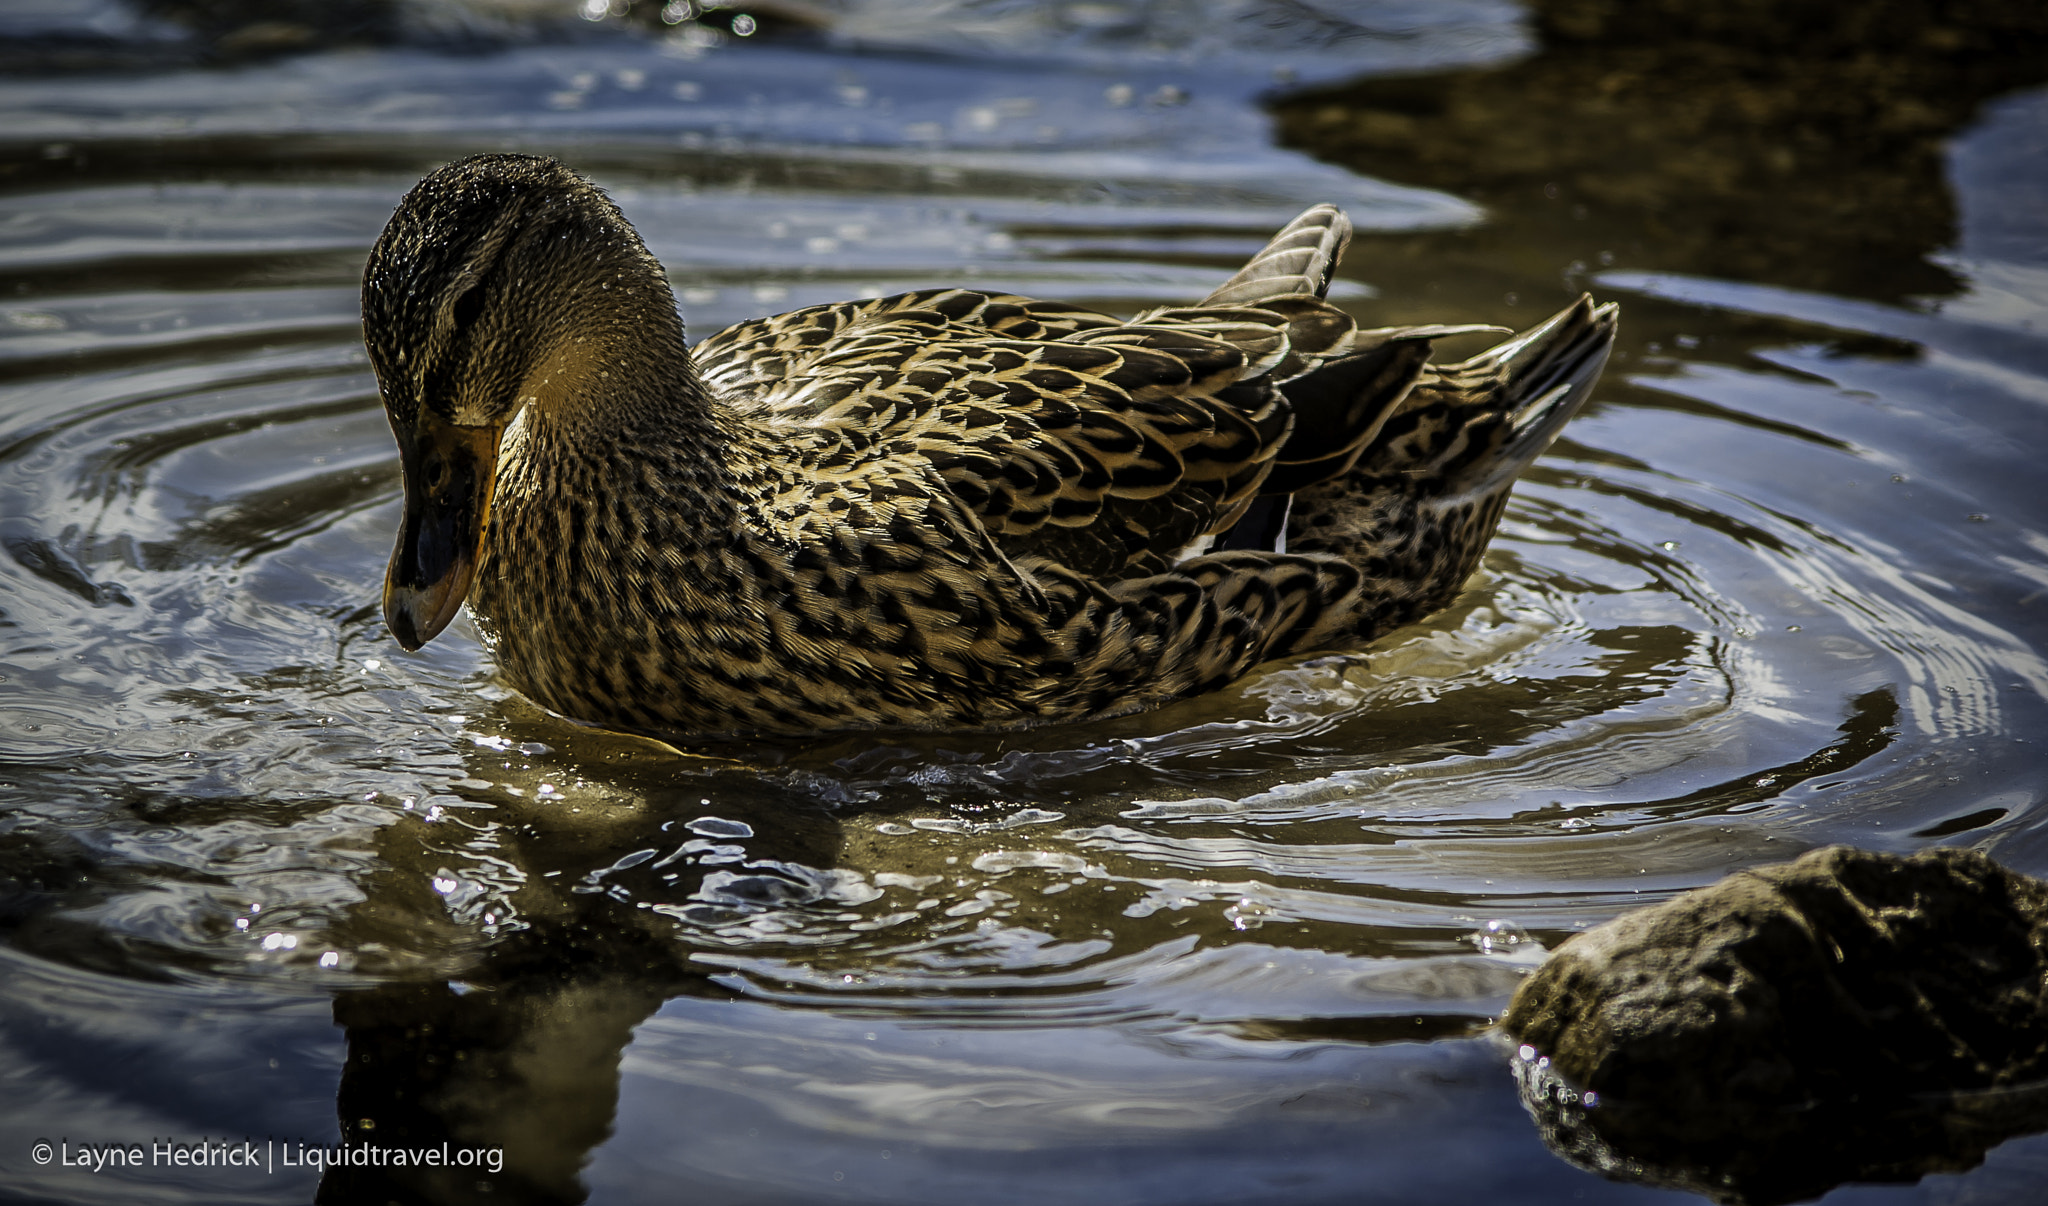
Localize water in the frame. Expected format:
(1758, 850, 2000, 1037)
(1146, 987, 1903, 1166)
(3, 3, 2047, 1203)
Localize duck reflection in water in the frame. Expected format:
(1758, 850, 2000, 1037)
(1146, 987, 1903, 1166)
(321, 758, 848, 1205)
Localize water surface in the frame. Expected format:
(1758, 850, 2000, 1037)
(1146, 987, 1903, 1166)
(3, 2, 2047, 1203)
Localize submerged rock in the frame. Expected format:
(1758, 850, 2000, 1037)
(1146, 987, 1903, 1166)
(1502, 845, 2048, 1204)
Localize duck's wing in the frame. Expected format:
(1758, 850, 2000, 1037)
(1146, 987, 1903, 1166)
(696, 286, 1440, 578)
(688, 203, 1503, 575)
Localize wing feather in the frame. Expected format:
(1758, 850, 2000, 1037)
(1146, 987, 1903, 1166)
(686, 214, 1466, 578)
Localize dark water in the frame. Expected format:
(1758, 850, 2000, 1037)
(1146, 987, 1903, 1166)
(3, 2, 2046, 1203)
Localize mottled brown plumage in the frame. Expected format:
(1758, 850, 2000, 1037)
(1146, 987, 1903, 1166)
(365, 154, 1617, 738)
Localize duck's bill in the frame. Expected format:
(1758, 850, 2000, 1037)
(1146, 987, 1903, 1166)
(383, 412, 501, 651)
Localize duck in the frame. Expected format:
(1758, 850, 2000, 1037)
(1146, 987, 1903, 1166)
(364, 154, 1617, 738)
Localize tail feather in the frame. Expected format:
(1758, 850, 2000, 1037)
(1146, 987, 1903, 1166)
(1203, 204, 1352, 306)
(1338, 295, 1617, 490)
(1428, 294, 1619, 488)
(1281, 295, 1618, 624)
(1443, 294, 1617, 406)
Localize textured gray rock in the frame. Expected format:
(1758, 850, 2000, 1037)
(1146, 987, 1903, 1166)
(1502, 845, 2048, 1204)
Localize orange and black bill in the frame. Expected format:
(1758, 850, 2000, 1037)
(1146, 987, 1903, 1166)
(383, 411, 501, 651)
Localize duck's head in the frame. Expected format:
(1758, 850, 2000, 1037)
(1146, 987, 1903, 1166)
(362, 154, 684, 650)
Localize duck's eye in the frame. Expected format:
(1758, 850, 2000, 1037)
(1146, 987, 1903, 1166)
(450, 285, 487, 334)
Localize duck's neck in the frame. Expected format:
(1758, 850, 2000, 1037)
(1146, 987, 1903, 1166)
(516, 286, 741, 460)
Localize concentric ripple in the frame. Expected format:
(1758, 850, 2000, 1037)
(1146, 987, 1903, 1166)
(3, 149, 2043, 1011)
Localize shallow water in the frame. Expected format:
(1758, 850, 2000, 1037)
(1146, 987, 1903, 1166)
(3, 3, 2047, 1203)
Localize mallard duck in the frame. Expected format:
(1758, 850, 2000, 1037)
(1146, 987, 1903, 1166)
(364, 154, 1617, 738)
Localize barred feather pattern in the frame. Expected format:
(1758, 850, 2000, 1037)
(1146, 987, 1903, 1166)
(369, 155, 1617, 738)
